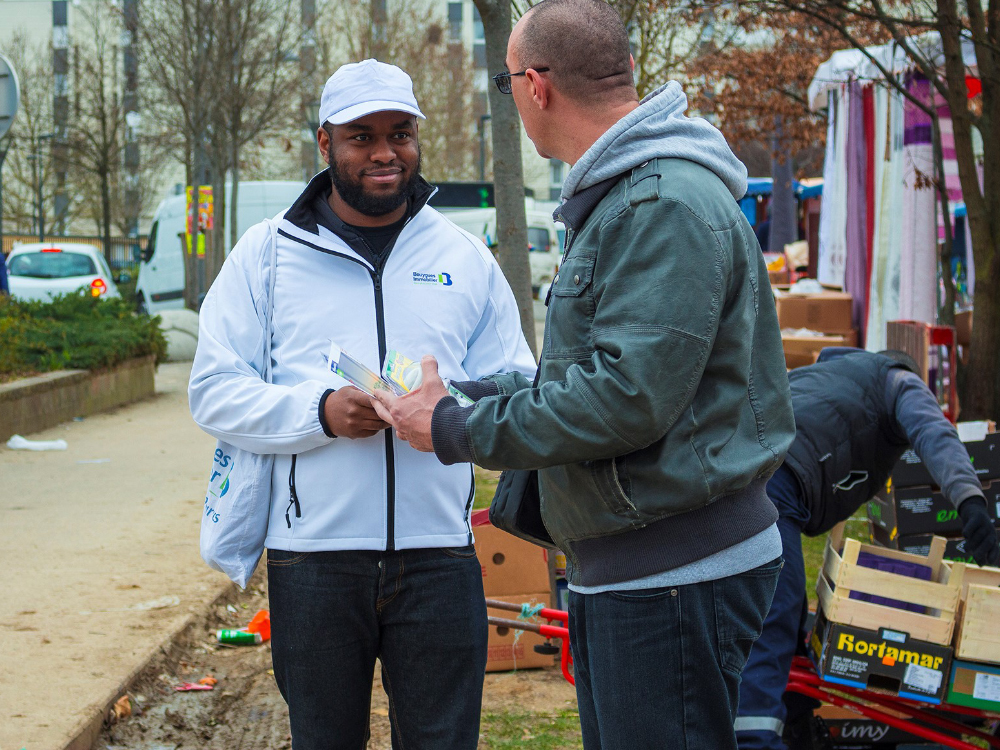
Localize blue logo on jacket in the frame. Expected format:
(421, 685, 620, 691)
(413, 272, 453, 286)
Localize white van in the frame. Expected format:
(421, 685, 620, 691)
(439, 206, 564, 293)
(136, 181, 306, 314)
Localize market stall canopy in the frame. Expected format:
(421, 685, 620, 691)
(745, 177, 824, 199)
(808, 32, 979, 112)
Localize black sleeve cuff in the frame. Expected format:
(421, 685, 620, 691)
(958, 494, 988, 516)
(432, 396, 476, 465)
(449, 379, 501, 402)
(318, 389, 337, 438)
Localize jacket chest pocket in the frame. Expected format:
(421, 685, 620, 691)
(546, 255, 595, 358)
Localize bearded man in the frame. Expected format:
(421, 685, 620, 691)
(188, 59, 535, 750)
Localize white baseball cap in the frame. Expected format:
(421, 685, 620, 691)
(319, 59, 426, 126)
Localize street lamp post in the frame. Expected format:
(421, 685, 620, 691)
(478, 113, 491, 182)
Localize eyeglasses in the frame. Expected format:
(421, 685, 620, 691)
(492, 65, 550, 95)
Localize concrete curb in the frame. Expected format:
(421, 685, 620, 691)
(0, 356, 156, 442)
(57, 577, 245, 750)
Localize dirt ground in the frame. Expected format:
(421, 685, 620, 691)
(1, 362, 227, 750)
(96, 577, 578, 750)
(1, 359, 576, 750)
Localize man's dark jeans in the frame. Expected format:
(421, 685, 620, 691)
(267, 546, 488, 750)
(569, 557, 782, 750)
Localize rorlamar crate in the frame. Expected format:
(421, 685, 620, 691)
(946, 659, 1000, 712)
(817, 525, 965, 646)
(947, 564, 1000, 665)
(867, 479, 1000, 538)
(891, 431, 1000, 489)
(810, 609, 953, 704)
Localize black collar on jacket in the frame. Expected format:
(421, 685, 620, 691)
(284, 169, 436, 269)
(555, 175, 621, 232)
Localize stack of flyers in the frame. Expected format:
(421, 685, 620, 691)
(328, 344, 474, 407)
(328, 344, 402, 397)
(383, 350, 473, 407)
(382, 350, 424, 392)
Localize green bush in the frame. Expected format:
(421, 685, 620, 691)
(0, 292, 166, 380)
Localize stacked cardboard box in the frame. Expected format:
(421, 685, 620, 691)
(472, 510, 553, 672)
(868, 430, 1000, 563)
(773, 290, 856, 369)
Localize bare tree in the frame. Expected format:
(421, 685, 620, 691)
(472, 0, 535, 354)
(208, 0, 298, 282)
(139, 0, 298, 301)
(717, 0, 1000, 420)
(0, 32, 62, 238)
(138, 0, 218, 307)
(611, 0, 730, 97)
(64, 1, 126, 262)
(314, 0, 482, 182)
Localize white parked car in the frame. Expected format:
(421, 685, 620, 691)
(440, 206, 564, 294)
(6, 242, 122, 302)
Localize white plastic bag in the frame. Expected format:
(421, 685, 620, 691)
(6, 434, 68, 451)
(200, 219, 278, 588)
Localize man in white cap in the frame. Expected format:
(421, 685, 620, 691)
(189, 59, 535, 749)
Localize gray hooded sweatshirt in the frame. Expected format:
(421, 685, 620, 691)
(561, 81, 749, 203)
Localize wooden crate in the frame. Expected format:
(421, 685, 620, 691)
(817, 524, 966, 645)
(946, 564, 1000, 663)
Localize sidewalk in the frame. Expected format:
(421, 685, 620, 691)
(0, 362, 233, 750)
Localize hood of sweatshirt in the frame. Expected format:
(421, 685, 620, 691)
(560, 81, 748, 202)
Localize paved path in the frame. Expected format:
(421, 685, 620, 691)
(1, 307, 549, 750)
(0, 363, 230, 750)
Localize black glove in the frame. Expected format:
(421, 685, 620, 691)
(958, 496, 1000, 567)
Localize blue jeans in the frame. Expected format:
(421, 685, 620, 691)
(569, 557, 782, 750)
(736, 466, 811, 750)
(267, 546, 488, 750)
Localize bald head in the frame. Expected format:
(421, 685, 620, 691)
(513, 0, 636, 106)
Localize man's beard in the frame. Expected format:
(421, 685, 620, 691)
(328, 149, 422, 218)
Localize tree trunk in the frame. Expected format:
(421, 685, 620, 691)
(183, 145, 198, 311)
(474, 0, 537, 357)
(929, 112, 955, 326)
(210, 168, 226, 288)
(966, 279, 1000, 420)
(935, 0, 1000, 418)
(100, 166, 113, 265)
(230, 160, 241, 253)
(769, 120, 797, 254)
(187, 133, 210, 309)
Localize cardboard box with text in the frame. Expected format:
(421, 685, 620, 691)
(810, 610, 952, 704)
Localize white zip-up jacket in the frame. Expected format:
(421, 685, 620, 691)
(189, 180, 536, 552)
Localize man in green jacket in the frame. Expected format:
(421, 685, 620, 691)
(375, 0, 795, 746)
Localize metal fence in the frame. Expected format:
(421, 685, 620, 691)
(2, 234, 148, 269)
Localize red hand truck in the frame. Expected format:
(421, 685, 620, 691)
(488, 599, 1000, 749)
